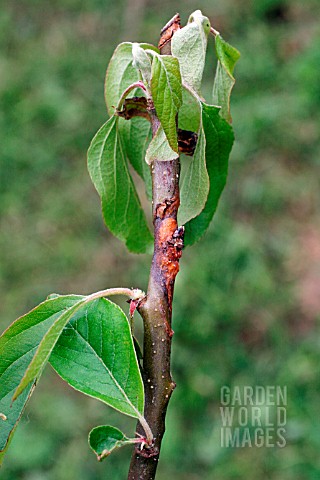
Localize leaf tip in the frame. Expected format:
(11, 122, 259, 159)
(96, 449, 111, 462)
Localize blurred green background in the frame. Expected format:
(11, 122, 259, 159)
(1, 0, 320, 478)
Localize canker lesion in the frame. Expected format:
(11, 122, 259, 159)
(158, 13, 181, 52)
(153, 213, 184, 313)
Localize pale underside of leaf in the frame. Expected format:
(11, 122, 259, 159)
(132, 43, 152, 85)
(178, 86, 201, 132)
(50, 298, 144, 418)
(105, 42, 158, 115)
(145, 124, 179, 164)
(212, 62, 235, 122)
(104, 42, 155, 199)
(171, 13, 209, 94)
(179, 122, 209, 226)
(212, 34, 240, 123)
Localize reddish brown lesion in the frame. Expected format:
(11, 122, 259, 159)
(158, 13, 181, 52)
(153, 208, 184, 316)
(154, 197, 179, 220)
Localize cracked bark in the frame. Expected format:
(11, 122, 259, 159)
(127, 14, 182, 480)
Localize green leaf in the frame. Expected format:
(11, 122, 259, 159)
(0, 417, 17, 466)
(179, 123, 209, 225)
(13, 299, 87, 401)
(212, 34, 240, 123)
(50, 298, 144, 418)
(105, 42, 137, 114)
(214, 34, 240, 76)
(184, 103, 234, 245)
(145, 124, 179, 164)
(89, 425, 132, 461)
(87, 115, 153, 253)
(0, 295, 83, 461)
(150, 54, 182, 152)
(132, 43, 152, 85)
(171, 10, 211, 94)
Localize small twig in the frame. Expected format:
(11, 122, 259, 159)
(158, 13, 181, 52)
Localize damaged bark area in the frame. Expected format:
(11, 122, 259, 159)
(158, 13, 181, 53)
(128, 14, 183, 480)
(153, 182, 183, 314)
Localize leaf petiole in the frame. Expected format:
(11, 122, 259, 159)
(210, 26, 220, 37)
(136, 415, 154, 446)
(85, 287, 145, 303)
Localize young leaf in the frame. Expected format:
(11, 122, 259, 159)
(132, 43, 152, 85)
(104, 42, 157, 193)
(50, 298, 144, 418)
(171, 10, 211, 94)
(150, 54, 182, 152)
(179, 125, 209, 225)
(184, 103, 234, 245)
(0, 295, 84, 461)
(212, 34, 240, 123)
(145, 124, 179, 164)
(87, 115, 153, 253)
(105, 42, 158, 115)
(89, 425, 132, 461)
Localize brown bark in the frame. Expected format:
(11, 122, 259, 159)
(127, 14, 182, 480)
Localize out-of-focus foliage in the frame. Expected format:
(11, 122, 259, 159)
(0, 0, 319, 479)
